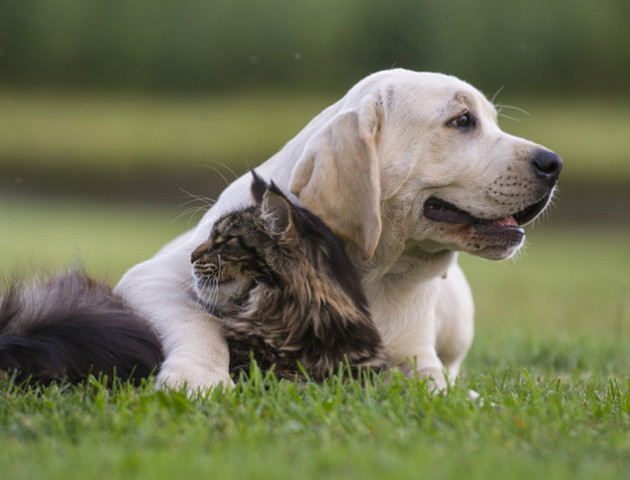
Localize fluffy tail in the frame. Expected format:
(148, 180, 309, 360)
(0, 270, 163, 385)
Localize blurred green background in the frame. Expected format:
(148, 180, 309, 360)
(0, 0, 628, 344)
(2, 0, 629, 94)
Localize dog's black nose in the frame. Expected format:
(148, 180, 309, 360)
(531, 149, 563, 185)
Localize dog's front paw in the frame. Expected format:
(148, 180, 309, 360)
(405, 366, 448, 393)
(156, 358, 234, 393)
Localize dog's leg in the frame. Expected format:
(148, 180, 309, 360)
(435, 261, 474, 382)
(387, 311, 448, 392)
(115, 241, 233, 392)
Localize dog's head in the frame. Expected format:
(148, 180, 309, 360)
(290, 69, 562, 261)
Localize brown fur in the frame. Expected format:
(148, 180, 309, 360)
(191, 173, 389, 381)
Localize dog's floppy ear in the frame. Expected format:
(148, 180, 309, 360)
(290, 94, 383, 261)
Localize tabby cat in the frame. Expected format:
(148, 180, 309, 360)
(191, 172, 389, 381)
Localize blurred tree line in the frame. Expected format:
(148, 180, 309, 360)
(1, 0, 628, 95)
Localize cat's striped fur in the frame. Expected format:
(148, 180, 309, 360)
(191, 172, 389, 381)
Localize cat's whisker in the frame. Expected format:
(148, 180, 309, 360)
(207, 277, 220, 309)
(174, 278, 195, 299)
(201, 163, 236, 188)
(197, 272, 221, 311)
(204, 160, 240, 183)
(178, 189, 217, 208)
(172, 190, 218, 227)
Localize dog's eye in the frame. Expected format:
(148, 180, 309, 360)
(450, 112, 474, 129)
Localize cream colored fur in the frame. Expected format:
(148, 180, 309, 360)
(115, 69, 556, 391)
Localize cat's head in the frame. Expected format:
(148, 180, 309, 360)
(190, 171, 365, 314)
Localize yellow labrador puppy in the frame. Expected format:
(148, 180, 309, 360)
(116, 69, 562, 391)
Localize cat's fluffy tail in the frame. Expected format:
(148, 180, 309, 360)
(0, 270, 163, 385)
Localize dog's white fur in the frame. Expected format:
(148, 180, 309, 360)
(115, 69, 557, 390)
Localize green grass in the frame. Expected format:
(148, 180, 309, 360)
(2, 88, 629, 183)
(1, 197, 629, 479)
(1, 370, 629, 479)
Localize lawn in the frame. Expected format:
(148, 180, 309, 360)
(1, 371, 628, 480)
(1, 197, 629, 479)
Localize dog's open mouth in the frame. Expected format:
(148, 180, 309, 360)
(423, 194, 551, 234)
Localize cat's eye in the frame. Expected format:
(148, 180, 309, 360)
(212, 234, 226, 244)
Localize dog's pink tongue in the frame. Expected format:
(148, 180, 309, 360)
(474, 215, 523, 234)
(494, 216, 519, 227)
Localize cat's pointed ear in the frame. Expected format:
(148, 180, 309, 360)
(261, 189, 294, 237)
(250, 169, 268, 205)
